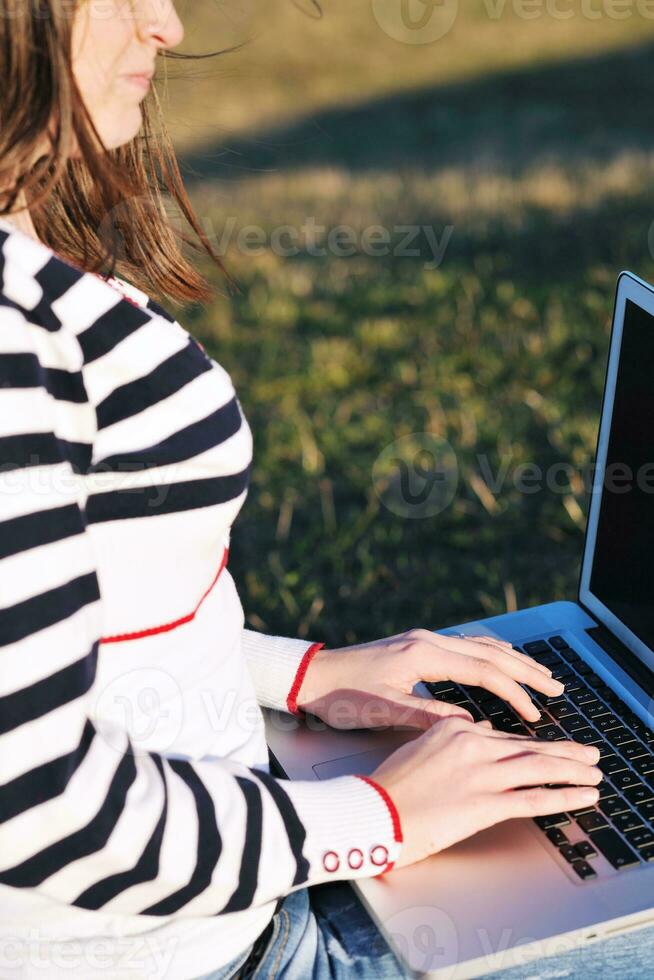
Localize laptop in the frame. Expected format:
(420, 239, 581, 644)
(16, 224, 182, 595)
(264, 270, 654, 978)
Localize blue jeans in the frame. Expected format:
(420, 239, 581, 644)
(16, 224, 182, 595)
(196, 883, 407, 979)
(197, 882, 654, 979)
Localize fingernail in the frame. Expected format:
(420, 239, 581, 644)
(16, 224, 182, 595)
(585, 746, 600, 762)
(550, 679, 565, 692)
(581, 788, 599, 803)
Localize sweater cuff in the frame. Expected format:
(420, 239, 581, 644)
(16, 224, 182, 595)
(283, 773, 404, 882)
(241, 628, 325, 713)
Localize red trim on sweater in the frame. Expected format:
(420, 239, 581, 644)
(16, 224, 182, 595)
(100, 547, 229, 644)
(355, 773, 404, 875)
(286, 641, 326, 716)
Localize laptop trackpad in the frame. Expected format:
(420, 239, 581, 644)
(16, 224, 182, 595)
(313, 747, 395, 780)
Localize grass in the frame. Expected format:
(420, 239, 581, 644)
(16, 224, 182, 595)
(157, 3, 654, 646)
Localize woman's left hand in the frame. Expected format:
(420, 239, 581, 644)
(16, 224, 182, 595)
(295, 628, 564, 730)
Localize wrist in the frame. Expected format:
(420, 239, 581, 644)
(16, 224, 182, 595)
(287, 642, 328, 715)
(294, 645, 335, 713)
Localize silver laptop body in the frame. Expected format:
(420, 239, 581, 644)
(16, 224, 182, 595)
(265, 271, 654, 978)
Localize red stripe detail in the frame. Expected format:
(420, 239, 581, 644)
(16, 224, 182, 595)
(355, 774, 404, 876)
(286, 641, 325, 716)
(100, 546, 229, 645)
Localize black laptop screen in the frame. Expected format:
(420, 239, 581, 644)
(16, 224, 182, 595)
(589, 298, 654, 648)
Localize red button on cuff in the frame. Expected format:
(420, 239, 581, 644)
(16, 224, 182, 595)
(370, 844, 389, 867)
(347, 848, 364, 870)
(323, 850, 340, 873)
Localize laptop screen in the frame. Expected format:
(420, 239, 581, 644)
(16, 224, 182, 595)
(588, 297, 654, 650)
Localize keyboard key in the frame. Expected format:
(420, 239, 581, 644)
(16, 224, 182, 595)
(577, 662, 592, 676)
(585, 702, 611, 721)
(604, 692, 626, 712)
(561, 714, 590, 734)
(570, 690, 596, 707)
(609, 728, 638, 748)
(622, 742, 649, 762)
(577, 811, 609, 833)
(572, 728, 603, 746)
(575, 841, 597, 860)
(598, 781, 618, 801)
(536, 725, 567, 741)
(535, 813, 570, 829)
(434, 688, 470, 704)
(549, 636, 569, 650)
(613, 811, 645, 833)
(538, 693, 567, 708)
(635, 800, 654, 823)
(546, 827, 569, 846)
(632, 757, 654, 777)
(600, 796, 630, 818)
(561, 678, 585, 695)
(595, 715, 622, 734)
(458, 702, 485, 722)
(572, 859, 597, 879)
(426, 681, 457, 695)
(523, 640, 552, 657)
(624, 784, 654, 806)
(639, 845, 654, 862)
(569, 805, 597, 817)
(494, 713, 524, 733)
(588, 828, 641, 869)
(532, 714, 556, 730)
(625, 827, 654, 850)
(560, 844, 580, 863)
(599, 754, 629, 775)
(612, 771, 642, 791)
(560, 648, 582, 664)
(485, 699, 509, 717)
(549, 702, 578, 720)
(464, 686, 491, 701)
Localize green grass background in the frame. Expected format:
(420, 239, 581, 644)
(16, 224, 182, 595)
(159, 1, 654, 646)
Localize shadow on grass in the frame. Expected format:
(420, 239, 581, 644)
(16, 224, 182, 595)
(180, 40, 654, 182)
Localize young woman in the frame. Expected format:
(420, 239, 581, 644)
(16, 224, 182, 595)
(0, 3, 603, 978)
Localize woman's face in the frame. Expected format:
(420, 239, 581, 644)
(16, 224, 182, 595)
(71, 0, 184, 150)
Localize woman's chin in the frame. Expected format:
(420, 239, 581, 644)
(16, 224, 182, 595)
(99, 105, 144, 151)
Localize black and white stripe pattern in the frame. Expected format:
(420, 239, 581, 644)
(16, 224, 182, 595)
(0, 219, 398, 973)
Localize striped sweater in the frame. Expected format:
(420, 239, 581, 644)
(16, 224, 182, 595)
(0, 216, 402, 980)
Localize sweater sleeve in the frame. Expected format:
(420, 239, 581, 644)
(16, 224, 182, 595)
(0, 309, 403, 917)
(241, 629, 326, 713)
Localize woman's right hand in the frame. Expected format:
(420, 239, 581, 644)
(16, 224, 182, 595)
(371, 717, 602, 869)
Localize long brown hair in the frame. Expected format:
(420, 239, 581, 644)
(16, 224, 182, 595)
(0, 2, 236, 308)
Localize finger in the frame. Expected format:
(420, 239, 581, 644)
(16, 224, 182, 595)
(427, 633, 557, 691)
(385, 694, 474, 730)
(462, 645, 564, 699)
(479, 731, 601, 765)
(494, 755, 602, 792)
(468, 636, 552, 677)
(498, 784, 601, 822)
(418, 630, 516, 659)
(419, 649, 543, 723)
(429, 632, 515, 655)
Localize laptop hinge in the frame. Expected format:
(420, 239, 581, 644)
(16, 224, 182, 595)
(586, 624, 654, 699)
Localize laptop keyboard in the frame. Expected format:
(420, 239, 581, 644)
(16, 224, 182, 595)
(425, 634, 654, 883)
